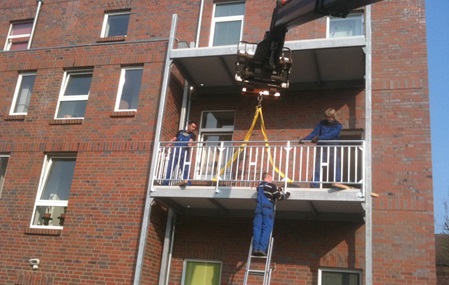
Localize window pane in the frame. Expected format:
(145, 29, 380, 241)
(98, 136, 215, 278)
(322, 271, 360, 285)
(106, 13, 130, 37)
(0, 156, 9, 197)
(215, 2, 245, 17)
(184, 261, 221, 285)
(14, 74, 36, 113)
(119, 68, 143, 109)
(10, 41, 29, 51)
(11, 22, 33, 35)
(40, 158, 75, 201)
(57, 101, 87, 118)
(64, 74, 92, 96)
(33, 205, 67, 226)
(201, 111, 235, 129)
(213, 21, 242, 46)
(329, 15, 363, 38)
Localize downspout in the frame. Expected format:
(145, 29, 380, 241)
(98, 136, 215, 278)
(195, 0, 205, 47)
(158, 210, 176, 285)
(179, 81, 190, 130)
(28, 0, 44, 49)
(364, 5, 373, 285)
(133, 14, 178, 285)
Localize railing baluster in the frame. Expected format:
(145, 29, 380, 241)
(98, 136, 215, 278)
(154, 140, 364, 191)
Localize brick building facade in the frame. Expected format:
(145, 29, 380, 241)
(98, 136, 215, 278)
(0, 0, 435, 285)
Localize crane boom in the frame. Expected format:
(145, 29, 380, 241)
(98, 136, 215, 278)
(235, 0, 383, 95)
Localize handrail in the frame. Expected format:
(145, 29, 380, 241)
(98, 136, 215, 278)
(152, 140, 365, 195)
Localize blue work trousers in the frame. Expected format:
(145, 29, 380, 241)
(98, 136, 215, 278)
(311, 147, 341, 187)
(164, 147, 190, 185)
(252, 202, 274, 253)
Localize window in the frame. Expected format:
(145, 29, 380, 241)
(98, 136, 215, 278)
(196, 111, 235, 180)
(56, 70, 93, 119)
(181, 260, 222, 285)
(4, 21, 33, 51)
(210, 2, 245, 46)
(0, 155, 9, 198)
(10, 72, 36, 115)
(318, 268, 362, 285)
(101, 11, 130, 37)
(115, 66, 143, 111)
(31, 155, 76, 228)
(327, 13, 364, 38)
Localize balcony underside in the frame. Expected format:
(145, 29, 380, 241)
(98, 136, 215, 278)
(171, 36, 366, 95)
(151, 186, 365, 222)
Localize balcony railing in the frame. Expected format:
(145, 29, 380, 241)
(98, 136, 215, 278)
(152, 140, 365, 196)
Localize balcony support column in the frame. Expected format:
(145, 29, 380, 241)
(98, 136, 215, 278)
(134, 14, 178, 285)
(364, 5, 374, 285)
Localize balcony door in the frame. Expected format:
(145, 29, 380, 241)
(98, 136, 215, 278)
(196, 111, 235, 180)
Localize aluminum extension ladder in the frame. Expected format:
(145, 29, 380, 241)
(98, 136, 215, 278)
(243, 236, 274, 285)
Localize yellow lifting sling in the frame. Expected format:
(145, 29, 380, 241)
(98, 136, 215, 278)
(212, 96, 292, 183)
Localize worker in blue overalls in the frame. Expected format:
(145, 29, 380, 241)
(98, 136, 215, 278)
(299, 108, 342, 188)
(163, 120, 197, 186)
(252, 172, 290, 256)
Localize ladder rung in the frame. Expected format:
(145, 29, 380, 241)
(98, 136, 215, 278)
(250, 254, 267, 258)
(248, 269, 266, 275)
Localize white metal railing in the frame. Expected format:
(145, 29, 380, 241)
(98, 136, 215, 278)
(153, 140, 365, 194)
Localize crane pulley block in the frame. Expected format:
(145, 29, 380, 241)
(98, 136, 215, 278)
(235, 40, 292, 90)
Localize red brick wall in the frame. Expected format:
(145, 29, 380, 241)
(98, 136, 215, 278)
(168, 216, 365, 285)
(0, 0, 168, 284)
(370, 0, 436, 284)
(189, 88, 365, 142)
(0, 0, 436, 284)
(140, 202, 169, 284)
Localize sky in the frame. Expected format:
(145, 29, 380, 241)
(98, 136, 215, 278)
(426, 0, 449, 233)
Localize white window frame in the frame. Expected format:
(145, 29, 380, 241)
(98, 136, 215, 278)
(318, 268, 362, 285)
(30, 154, 76, 229)
(0, 154, 9, 198)
(9, 72, 36, 115)
(101, 11, 131, 38)
(195, 110, 235, 180)
(181, 259, 222, 285)
(327, 13, 364, 38)
(209, 1, 245, 47)
(4, 20, 33, 51)
(55, 70, 93, 119)
(114, 66, 143, 111)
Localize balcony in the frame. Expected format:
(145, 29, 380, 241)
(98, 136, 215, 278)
(150, 140, 366, 222)
(171, 36, 367, 96)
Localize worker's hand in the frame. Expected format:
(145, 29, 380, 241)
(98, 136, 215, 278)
(311, 136, 319, 143)
(284, 192, 291, 199)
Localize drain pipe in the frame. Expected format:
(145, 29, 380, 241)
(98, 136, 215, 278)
(195, 0, 205, 47)
(133, 14, 178, 285)
(158, 210, 176, 285)
(364, 5, 374, 285)
(28, 0, 44, 49)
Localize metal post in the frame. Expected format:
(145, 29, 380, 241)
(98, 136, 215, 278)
(133, 14, 178, 285)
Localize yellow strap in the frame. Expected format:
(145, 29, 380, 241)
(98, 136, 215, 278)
(258, 106, 293, 183)
(212, 105, 292, 183)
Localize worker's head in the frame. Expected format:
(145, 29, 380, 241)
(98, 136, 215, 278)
(187, 120, 197, 132)
(262, 172, 273, 183)
(324, 108, 336, 123)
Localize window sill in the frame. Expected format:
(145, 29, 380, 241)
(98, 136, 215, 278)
(25, 227, 62, 236)
(4, 115, 26, 121)
(97, 35, 126, 43)
(49, 118, 83, 125)
(110, 110, 136, 118)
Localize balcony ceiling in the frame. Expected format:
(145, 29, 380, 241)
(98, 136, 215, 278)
(151, 186, 366, 222)
(171, 36, 366, 95)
